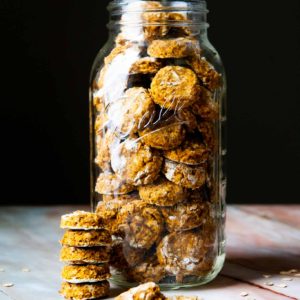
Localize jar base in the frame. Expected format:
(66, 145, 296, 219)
(110, 253, 226, 290)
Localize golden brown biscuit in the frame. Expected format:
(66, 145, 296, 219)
(60, 246, 110, 264)
(129, 57, 163, 75)
(165, 12, 192, 37)
(110, 239, 144, 271)
(163, 160, 207, 189)
(187, 56, 222, 91)
(143, 6, 191, 41)
(95, 173, 135, 195)
(117, 200, 164, 249)
(92, 95, 105, 113)
(95, 130, 119, 171)
(142, 1, 168, 41)
(193, 88, 219, 121)
(139, 122, 186, 150)
(119, 1, 166, 42)
(115, 282, 166, 300)
(95, 43, 132, 89)
(104, 44, 133, 66)
(110, 239, 146, 270)
(156, 230, 209, 282)
(102, 192, 140, 202)
(96, 197, 137, 235)
(94, 113, 109, 135)
(61, 264, 111, 283)
(176, 108, 198, 132)
(60, 281, 109, 300)
(147, 38, 198, 59)
(150, 66, 201, 110)
(60, 230, 112, 247)
(60, 211, 105, 230)
(107, 87, 156, 135)
(138, 178, 188, 206)
(161, 199, 209, 232)
(127, 255, 166, 283)
(111, 138, 163, 186)
(197, 120, 217, 151)
(163, 139, 210, 165)
(194, 99, 219, 121)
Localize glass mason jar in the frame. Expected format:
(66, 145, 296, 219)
(89, 0, 226, 289)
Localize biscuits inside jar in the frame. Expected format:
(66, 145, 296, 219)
(110, 137, 163, 186)
(127, 255, 166, 283)
(163, 139, 210, 165)
(95, 172, 135, 195)
(138, 177, 188, 206)
(156, 230, 210, 282)
(139, 121, 186, 150)
(91, 0, 222, 285)
(117, 200, 164, 249)
(107, 87, 156, 135)
(147, 38, 199, 59)
(160, 198, 210, 232)
(163, 159, 207, 190)
(186, 55, 222, 91)
(150, 66, 201, 110)
(110, 239, 146, 271)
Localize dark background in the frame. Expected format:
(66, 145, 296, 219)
(0, 0, 299, 205)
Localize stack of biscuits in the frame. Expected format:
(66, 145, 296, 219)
(59, 211, 112, 299)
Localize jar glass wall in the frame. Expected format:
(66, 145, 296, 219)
(89, 0, 226, 289)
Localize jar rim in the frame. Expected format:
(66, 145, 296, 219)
(108, 0, 208, 14)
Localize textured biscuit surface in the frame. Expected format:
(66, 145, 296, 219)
(108, 87, 156, 135)
(117, 200, 164, 249)
(127, 255, 166, 283)
(130, 57, 163, 75)
(60, 211, 105, 230)
(150, 66, 200, 110)
(138, 177, 188, 206)
(139, 123, 186, 150)
(60, 246, 110, 264)
(111, 138, 163, 186)
(148, 38, 198, 59)
(61, 264, 111, 283)
(157, 230, 209, 282)
(115, 282, 166, 300)
(164, 139, 210, 165)
(96, 198, 137, 235)
(163, 160, 207, 190)
(161, 199, 209, 232)
(95, 130, 118, 171)
(60, 230, 112, 247)
(60, 281, 109, 300)
(187, 56, 222, 91)
(95, 173, 135, 195)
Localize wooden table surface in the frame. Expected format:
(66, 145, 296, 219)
(0, 205, 299, 300)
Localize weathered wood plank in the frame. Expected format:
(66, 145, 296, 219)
(222, 205, 300, 298)
(0, 290, 13, 300)
(238, 205, 300, 228)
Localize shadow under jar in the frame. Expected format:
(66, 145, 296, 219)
(90, 0, 227, 289)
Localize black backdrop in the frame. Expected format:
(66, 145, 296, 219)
(0, 0, 299, 205)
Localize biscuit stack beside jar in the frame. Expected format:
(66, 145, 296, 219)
(59, 211, 112, 299)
